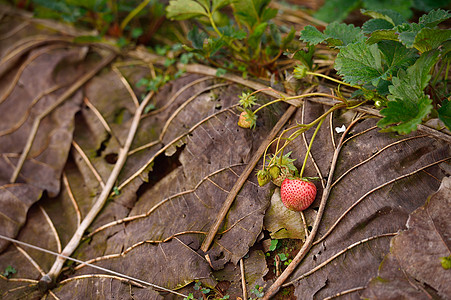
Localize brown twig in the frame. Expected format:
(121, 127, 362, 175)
(201, 105, 298, 252)
(261, 117, 361, 299)
(240, 258, 248, 300)
(40, 86, 152, 288)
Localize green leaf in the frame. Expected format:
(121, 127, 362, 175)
(323, 22, 365, 47)
(335, 41, 383, 86)
(418, 8, 451, 27)
(187, 25, 208, 49)
(413, 28, 451, 53)
(299, 25, 327, 45)
(292, 44, 315, 70)
(281, 26, 296, 48)
(378, 50, 439, 134)
(440, 255, 451, 270)
(378, 40, 418, 77)
(314, 0, 360, 23)
(362, 19, 394, 34)
(269, 239, 278, 251)
(269, 23, 281, 47)
(212, 0, 232, 12)
(361, 8, 407, 26)
(367, 29, 400, 44)
(166, 0, 208, 20)
(438, 99, 451, 131)
(278, 253, 288, 261)
(378, 93, 433, 134)
(396, 23, 423, 48)
(248, 22, 267, 50)
(300, 22, 364, 48)
(234, 0, 274, 29)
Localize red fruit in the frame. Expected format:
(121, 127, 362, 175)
(280, 178, 317, 211)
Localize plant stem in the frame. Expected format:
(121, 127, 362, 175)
(299, 116, 324, 177)
(120, 0, 151, 30)
(306, 71, 358, 88)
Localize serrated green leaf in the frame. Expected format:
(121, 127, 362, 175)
(293, 44, 315, 70)
(234, 0, 274, 29)
(378, 93, 433, 134)
(378, 40, 418, 77)
(212, 0, 232, 12)
(166, 0, 208, 20)
(187, 25, 208, 49)
(413, 28, 451, 53)
(362, 19, 394, 34)
(361, 8, 407, 26)
(300, 22, 364, 48)
(378, 50, 439, 134)
(438, 99, 451, 131)
(314, 0, 360, 23)
(418, 8, 451, 27)
(299, 25, 326, 45)
(396, 23, 423, 48)
(335, 41, 383, 86)
(367, 29, 400, 44)
(323, 22, 365, 47)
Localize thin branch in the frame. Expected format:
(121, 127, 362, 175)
(83, 97, 122, 147)
(201, 105, 298, 252)
(112, 65, 140, 108)
(39, 206, 62, 253)
(240, 258, 248, 300)
(71, 141, 105, 188)
(62, 172, 81, 226)
(15, 245, 45, 276)
(0, 234, 187, 298)
(261, 117, 361, 300)
(41, 90, 153, 286)
(322, 287, 366, 300)
(9, 52, 116, 183)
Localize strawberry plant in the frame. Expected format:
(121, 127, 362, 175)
(299, 8, 451, 134)
(166, 0, 295, 77)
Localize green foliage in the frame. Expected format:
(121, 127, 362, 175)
(166, 0, 295, 77)
(269, 239, 279, 251)
(314, 0, 450, 23)
(300, 9, 451, 134)
(2, 265, 16, 278)
(440, 255, 451, 270)
(250, 285, 265, 298)
(29, 0, 166, 46)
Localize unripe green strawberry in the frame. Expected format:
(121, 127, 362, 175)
(280, 178, 316, 211)
(238, 111, 255, 128)
(269, 165, 280, 180)
(257, 169, 270, 186)
(271, 166, 291, 187)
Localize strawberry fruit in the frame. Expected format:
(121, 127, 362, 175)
(280, 178, 316, 211)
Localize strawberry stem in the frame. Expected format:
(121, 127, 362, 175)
(299, 116, 325, 178)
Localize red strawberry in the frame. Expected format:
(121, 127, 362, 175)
(280, 178, 317, 211)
